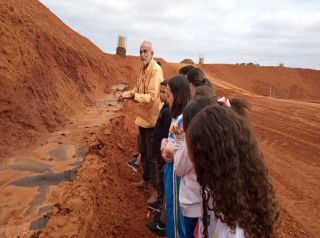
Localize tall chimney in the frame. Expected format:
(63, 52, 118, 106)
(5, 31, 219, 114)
(116, 35, 126, 57)
(199, 54, 204, 64)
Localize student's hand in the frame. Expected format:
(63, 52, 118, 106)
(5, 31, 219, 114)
(162, 143, 174, 163)
(160, 138, 168, 152)
(162, 150, 173, 163)
(171, 126, 183, 135)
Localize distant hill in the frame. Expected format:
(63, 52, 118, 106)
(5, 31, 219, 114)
(180, 59, 195, 64)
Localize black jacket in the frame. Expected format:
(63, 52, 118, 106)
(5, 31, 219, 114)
(152, 103, 171, 161)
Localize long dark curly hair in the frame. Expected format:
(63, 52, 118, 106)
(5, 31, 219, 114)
(186, 105, 280, 238)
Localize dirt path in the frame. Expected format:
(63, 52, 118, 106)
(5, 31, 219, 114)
(40, 100, 159, 238)
(1, 67, 319, 237)
(249, 97, 320, 238)
(0, 85, 125, 237)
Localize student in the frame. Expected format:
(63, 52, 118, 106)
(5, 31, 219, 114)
(187, 68, 214, 97)
(147, 80, 172, 236)
(161, 75, 190, 238)
(185, 104, 280, 238)
(172, 97, 217, 238)
(179, 65, 195, 75)
(173, 95, 247, 238)
(193, 85, 216, 99)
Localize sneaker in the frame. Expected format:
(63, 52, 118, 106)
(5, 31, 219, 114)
(127, 157, 137, 166)
(146, 221, 166, 236)
(147, 201, 161, 213)
(127, 162, 139, 173)
(126, 158, 139, 172)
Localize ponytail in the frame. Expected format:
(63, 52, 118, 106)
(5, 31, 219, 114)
(217, 97, 250, 117)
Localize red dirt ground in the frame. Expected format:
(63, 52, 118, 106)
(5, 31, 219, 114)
(0, 0, 319, 237)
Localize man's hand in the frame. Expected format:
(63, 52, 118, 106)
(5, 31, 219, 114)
(117, 91, 135, 102)
(117, 94, 125, 102)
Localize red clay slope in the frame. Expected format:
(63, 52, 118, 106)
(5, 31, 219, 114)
(199, 64, 320, 99)
(0, 0, 142, 157)
(0, 0, 180, 158)
(0, 0, 108, 156)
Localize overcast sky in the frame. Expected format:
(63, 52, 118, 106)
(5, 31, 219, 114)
(40, 0, 320, 69)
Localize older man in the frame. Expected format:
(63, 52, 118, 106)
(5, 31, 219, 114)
(120, 41, 164, 194)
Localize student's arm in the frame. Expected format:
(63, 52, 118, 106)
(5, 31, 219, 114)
(174, 142, 193, 177)
(133, 69, 162, 104)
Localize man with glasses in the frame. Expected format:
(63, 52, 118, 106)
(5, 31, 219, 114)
(119, 41, 164, 202)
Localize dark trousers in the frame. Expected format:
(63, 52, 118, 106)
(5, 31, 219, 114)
(139, 127, 156, 184)
(184, 216, 198, 238)
(157, 170, 164, 202)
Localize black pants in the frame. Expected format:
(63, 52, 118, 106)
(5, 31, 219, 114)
(139, 127, 156, 185)
(157, 170, 164, 202)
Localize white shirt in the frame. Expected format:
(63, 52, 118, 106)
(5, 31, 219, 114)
(198, 192, 245, 238)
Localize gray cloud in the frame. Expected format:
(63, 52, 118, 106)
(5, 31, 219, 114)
(40, 0, 320, 69)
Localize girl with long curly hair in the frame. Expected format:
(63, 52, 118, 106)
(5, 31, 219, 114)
(185, 105, 280, 238)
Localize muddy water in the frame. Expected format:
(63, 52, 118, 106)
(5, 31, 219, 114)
(0, 85, 126, 237)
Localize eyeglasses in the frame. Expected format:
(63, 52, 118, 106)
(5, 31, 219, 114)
(140, 49, 149, 55)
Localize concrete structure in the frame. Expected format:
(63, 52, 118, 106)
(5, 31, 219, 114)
(116, 36, 126, 57)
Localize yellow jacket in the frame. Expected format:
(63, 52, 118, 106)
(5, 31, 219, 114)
(123, 59, 164, 128)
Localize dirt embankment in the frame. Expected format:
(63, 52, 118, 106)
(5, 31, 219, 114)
(0, 0, 107, 157)
(0, 0, 178, 158)
(40, 101, 159, 238)
(199, 64, 320, 99)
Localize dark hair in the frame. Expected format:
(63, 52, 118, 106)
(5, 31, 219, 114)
(186, 105, 280, 238)
(194, 85, 216, 98)
(186, 68, 211, 87)
(179, 65, 195, 75)
(229, 98, 250, 117)
(184, 97, 249, 132)
(157, 61, 162, 67)
(168, 75, 190, 118)
(160, 79, 168, 86)
(183, 96, 217, 131)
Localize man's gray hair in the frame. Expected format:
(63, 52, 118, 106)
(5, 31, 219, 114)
(141, 40, 153, 52)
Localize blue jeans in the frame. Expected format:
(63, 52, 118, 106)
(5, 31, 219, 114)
(183, 216, 198, 238)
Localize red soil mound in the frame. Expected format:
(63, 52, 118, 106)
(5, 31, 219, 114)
(199, 64, 320, 99)
(0, 0, 178, 158)
(0, 0, 109, 156)
(180, 59, 195, 64)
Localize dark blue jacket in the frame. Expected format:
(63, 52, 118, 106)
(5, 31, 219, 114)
(152, 103, 171, 163)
